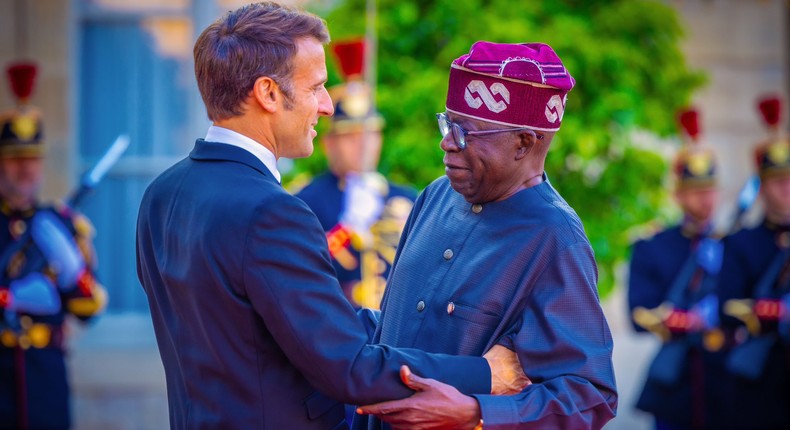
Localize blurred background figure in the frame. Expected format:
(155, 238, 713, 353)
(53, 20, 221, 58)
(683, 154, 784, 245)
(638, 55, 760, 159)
(0, 62, 106, 429)
(628, 108, 732, 430)
(718, 94, 790, 430)
(296, 39, 416, 309)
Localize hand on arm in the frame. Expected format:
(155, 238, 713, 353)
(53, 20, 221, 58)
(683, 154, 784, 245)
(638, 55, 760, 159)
(356, 346, 530, 429)
(471, 243, 617, 428)
(357, 365, 483, 430)
(484, 344, 531, 394)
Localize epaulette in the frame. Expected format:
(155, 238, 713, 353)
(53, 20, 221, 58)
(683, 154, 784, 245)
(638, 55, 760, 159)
(70, 212, 95, 239)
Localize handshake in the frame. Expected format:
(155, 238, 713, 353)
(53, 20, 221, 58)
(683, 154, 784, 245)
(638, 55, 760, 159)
(357, 345, 530, 430)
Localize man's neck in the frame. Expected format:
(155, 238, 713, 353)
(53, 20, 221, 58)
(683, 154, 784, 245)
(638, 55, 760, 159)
(213, 117, 277, 158)
(765, 209, 790, 228)
(681, 216, 712, 237)
(0, 195, 35, 213)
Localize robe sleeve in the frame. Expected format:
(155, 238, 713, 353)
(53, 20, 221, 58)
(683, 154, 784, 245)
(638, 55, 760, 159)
(472, 242, 617, 429)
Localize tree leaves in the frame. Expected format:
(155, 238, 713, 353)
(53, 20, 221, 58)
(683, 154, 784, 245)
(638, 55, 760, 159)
(287, 0, 705, 297)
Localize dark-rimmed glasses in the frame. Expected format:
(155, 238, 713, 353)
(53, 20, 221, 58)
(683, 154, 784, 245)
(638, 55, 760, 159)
(436, 112, 542, 149)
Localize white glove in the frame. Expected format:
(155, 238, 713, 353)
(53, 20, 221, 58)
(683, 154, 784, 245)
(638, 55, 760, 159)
(31, 211, 86, 291)
(340, 172, 387, 244)
(6, 272, 61, 315)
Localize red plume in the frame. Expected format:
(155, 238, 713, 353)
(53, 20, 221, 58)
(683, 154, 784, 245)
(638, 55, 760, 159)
(757, 95, 782, 127)
(6, 62, 38, 102)
(332, 39, 365, 81)
(678, 108, 700, 142)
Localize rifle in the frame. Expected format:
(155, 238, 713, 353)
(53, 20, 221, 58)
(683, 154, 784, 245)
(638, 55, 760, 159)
(67, 135, 130, 208)
(727, 174, 761, 235)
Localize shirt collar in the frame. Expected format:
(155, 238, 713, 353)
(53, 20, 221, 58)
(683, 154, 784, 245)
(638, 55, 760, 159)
(204, 125, 281, 183)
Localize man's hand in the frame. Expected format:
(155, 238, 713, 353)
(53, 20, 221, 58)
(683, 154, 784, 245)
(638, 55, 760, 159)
(357, 365, 481, 430)
(484, 344, 531, 394)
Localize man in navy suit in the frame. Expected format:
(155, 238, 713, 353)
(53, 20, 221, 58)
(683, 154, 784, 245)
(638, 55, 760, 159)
(136, 3, 526, 430)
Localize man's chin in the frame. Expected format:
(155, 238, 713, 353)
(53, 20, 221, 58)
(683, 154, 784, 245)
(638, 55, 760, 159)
(447, 181, 476, 202)
(289, 142, 314, 159)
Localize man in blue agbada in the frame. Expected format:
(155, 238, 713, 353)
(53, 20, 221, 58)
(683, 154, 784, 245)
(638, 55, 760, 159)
(354, 41, 617, 430)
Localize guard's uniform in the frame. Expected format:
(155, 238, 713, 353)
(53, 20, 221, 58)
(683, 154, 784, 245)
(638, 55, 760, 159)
(718, 96, 790, 430)
(0, 62, 106, 429)
(629, 225, 733, 429)
(295, 39, 415, 309)
(719, 221, 790, 429)
(628, 109, 732, 429)
(297, 172, 415, 308)
(0, 203, 106, 429)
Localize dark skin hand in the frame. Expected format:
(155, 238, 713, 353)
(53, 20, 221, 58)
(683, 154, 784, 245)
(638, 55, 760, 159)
(356, 365, 483, 430)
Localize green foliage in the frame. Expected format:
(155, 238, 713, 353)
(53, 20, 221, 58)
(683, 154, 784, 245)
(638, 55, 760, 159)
(290, 0, 706, 297)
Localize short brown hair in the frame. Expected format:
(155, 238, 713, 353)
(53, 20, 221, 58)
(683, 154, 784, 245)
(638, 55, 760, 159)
(194, 2, 329, 121)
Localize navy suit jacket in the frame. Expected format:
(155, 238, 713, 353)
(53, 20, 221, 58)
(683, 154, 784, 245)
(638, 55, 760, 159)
(136, 140, 490, 429)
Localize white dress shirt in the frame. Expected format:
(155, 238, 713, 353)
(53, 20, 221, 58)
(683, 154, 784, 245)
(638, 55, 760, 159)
(204, 125, 281, 183)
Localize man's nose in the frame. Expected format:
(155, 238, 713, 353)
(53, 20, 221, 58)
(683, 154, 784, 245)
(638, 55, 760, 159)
(439, 133, 460, 152)
(318, 88, 334, 117)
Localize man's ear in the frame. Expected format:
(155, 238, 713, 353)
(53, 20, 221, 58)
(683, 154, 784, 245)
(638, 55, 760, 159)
(252, 76, 280, 113)
(515, 132, 537, 160)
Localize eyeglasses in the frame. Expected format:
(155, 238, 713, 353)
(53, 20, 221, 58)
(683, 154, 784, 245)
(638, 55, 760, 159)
(436, 112, 542, 149)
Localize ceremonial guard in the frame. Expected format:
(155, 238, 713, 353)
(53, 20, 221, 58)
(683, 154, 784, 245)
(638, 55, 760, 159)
(296, 39, 415, 309)
(628, 109, 731, 429)
(0, 62, 107, 429)
(719, 94, 790, 430)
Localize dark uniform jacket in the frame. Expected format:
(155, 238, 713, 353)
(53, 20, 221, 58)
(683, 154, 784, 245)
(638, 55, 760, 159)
(0, 202, 104, 429)
(718, 220, 790, 429)
(296, 172, 416, 308)
(628, 224, 733, 429)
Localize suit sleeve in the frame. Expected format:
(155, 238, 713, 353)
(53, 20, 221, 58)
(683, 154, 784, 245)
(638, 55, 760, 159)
(242, 193, 490, 404)
(356, 307, 380, 342)
(472, 242, 617, 429)
(627, 239, 666, 332)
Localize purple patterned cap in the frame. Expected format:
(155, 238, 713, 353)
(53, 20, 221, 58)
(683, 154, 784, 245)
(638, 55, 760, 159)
(446, 41, 575, 131)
